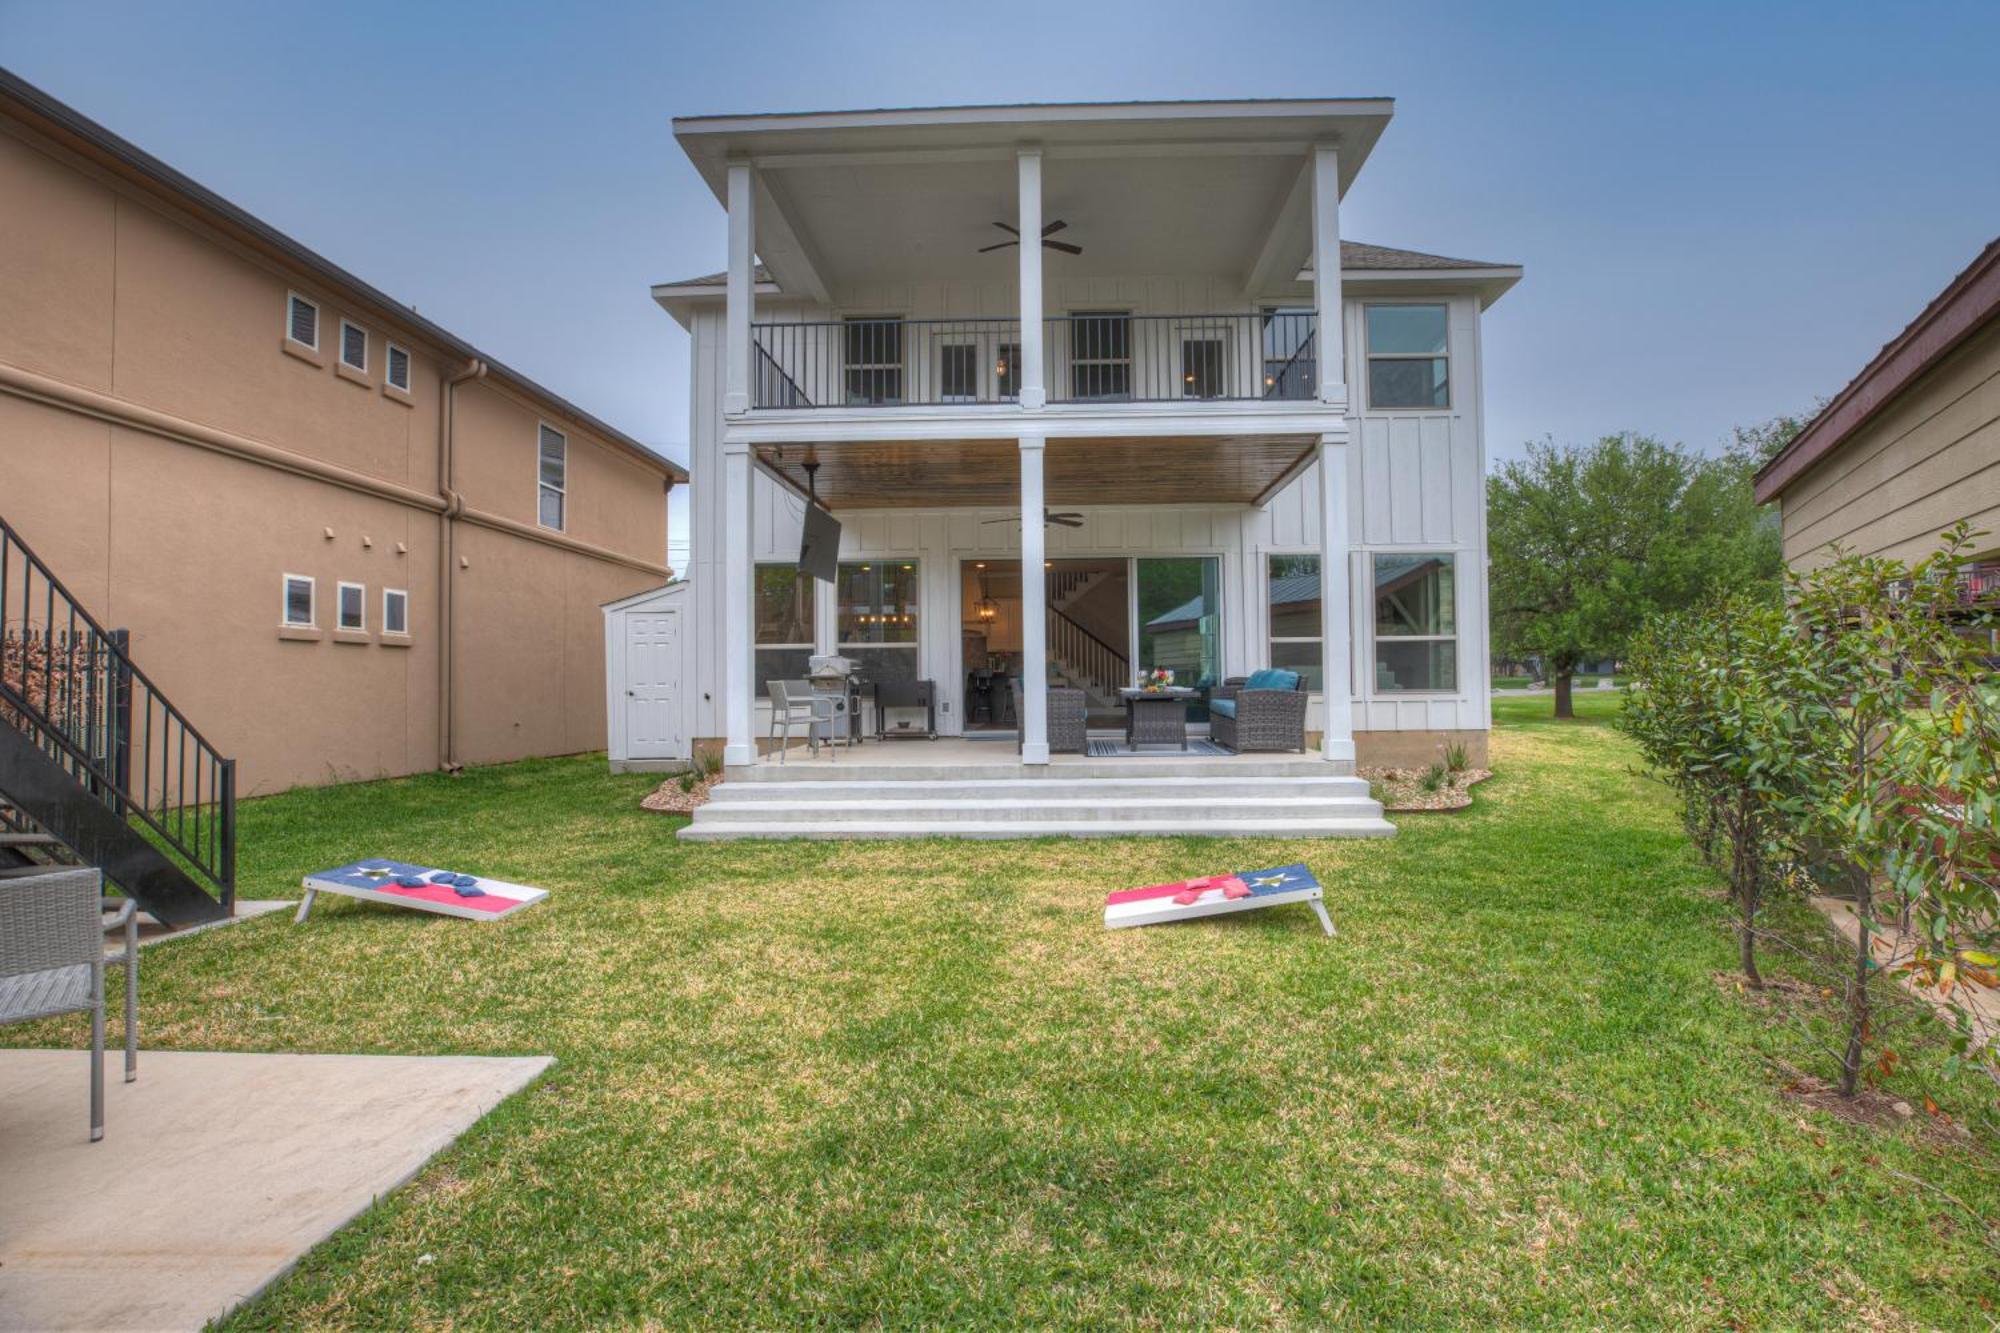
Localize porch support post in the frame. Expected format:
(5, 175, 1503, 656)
(1316, 432, 1355, 765)
(721, 440, 756, 766)
(1310, 144, 1345, 405)
(1017, 146, 1046, 410)
(1019, 435, 1050, 764)
(724, 159, 756, 417)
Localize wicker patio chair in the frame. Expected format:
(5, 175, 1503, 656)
(1010, 682, 1088, 754)
(1210, 669, 1309, 753)
(0, 867, 138, 1142)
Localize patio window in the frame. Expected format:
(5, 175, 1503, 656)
(844, 317, 903, 405)
(1373, 552, 1457, 692)
(1261, 307, 1316, 400)
(754, 564, 815, 693)
(1067, 311, 1130, 400)
(996, 342, 1021, 400)
(1268, 554, 1322, 690)
(938, 342, 979, 403)
(837, 560, 919, 691)
(1366, 304, 1449, 409)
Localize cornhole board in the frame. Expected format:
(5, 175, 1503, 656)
(296, 858, 548, 923)
(1104, 862, 1334, 936)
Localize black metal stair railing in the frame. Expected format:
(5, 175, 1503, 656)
(0, 514, 235, 911)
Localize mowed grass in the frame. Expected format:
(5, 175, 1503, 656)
(15, 693, 1999, 1327)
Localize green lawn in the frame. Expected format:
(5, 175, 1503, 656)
(16, 696, 1998, 1327)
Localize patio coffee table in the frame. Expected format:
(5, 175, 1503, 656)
(1118, 687, 1198, 751)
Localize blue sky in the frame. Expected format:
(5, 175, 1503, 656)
(6, 0, 1997, 567)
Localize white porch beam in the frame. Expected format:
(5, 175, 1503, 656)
(1316, 433, 1354, 765)
(724, 160, 756, 417)
(1245, 159, 1312, 294)
(753, 171, 831, 305)
(721, 441, 756, 766)
(1017, 147, 1046, 411)
(1019, 435, 1050, 764)
(1310, 144, 1346, 406)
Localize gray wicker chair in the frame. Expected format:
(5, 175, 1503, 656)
(1010, 681, 1088, 754)
(1210, 671, 1309, 753)
(0, 867, 138, 1141)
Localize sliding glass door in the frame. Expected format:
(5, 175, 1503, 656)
(1134, 557, 1220, 718)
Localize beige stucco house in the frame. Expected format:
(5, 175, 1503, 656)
(1755, 237, 1999, 575)
(0, 68, 685, 798)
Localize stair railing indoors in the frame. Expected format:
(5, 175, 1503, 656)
(1046, 607, 1130, 701)
(0, 514, 235, 911)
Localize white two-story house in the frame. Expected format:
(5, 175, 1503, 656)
(630, 97, 1519, 838)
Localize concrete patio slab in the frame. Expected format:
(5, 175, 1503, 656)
(0, 1048, 551, 1332)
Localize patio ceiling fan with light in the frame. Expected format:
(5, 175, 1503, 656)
(978, 220, 1083, 255)
(982, 509, 1085, 528)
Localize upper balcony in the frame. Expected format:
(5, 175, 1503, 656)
(668, 99, 1401, 433)
(751, 311, 1319, 409)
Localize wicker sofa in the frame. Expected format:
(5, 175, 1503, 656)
(1010, 681, 1088, 754)
(1209, 669, 1309, 753)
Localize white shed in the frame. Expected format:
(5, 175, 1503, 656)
(602, 581, 690, 771)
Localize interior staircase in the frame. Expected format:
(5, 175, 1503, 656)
(681, 754, 1394, 841)
(0, 513, 234, 926)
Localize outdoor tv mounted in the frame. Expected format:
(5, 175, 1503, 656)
(798, 503, 841, 583)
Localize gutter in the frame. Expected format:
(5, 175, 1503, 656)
(439, 358, 487, 774)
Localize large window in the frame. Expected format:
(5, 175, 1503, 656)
(838, 560, 920, 690)
(1261, 307, 1316, 400)
(938, 342, 980, 402)
(1068, 311, 1131, 400)
(1181, 337, 1224, 399)
(1366, 304, 1449, 409)
(1137, 556, 1220, 718)
(1268, 554, 1323, 690)
(755, 565, 815, 693)
(844, 317, 903, 405)
(1373, 553, 1457, 692)
(537, 424, 567, 531)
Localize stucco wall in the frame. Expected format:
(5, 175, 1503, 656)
(0, 109, 672, 795)
(1778, 318, 2000, 569)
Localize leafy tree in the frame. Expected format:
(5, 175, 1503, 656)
(1724, 406, 1823, 469)
(1487, 433, 1782, 716)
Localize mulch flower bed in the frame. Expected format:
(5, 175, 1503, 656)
(641, 772, 720, 814)
(1361, 766, 1492, 813)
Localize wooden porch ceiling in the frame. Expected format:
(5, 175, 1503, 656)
(756, 434, 1318, 510)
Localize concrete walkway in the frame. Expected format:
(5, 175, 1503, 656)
(0, 1048, 551, 1332)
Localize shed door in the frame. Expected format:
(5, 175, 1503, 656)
(625, 610, 682, 759)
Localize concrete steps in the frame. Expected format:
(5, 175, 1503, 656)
(679, 770, 1395, 842)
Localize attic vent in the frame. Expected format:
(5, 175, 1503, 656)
(340, 321, 368, 371)
(287, 293, 319, 348)
(386, 343, 411, 391)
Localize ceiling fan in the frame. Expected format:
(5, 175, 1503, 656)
(978, 220, 1083, 255)
(982, 509, 1085, 528)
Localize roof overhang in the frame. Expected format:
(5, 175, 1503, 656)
(671, 99, 1393, 296)
(1757, 237, 2000, 504)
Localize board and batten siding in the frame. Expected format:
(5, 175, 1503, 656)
(1777, 318, 2000, 570)
(680, 292, 1491, 744)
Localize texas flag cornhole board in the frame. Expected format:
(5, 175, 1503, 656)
(296, 858, 548, 923)
(1103, 863, 1335, 936)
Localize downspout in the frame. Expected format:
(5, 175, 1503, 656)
(438, 357, 487, 772)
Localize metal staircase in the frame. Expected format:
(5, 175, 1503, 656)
(0, 514, 234, 926)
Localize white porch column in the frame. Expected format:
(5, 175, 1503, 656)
(723, 160, 756, 417)
(1016, 147, 1046, 410)
(1317, 433, 1355, 765)
(1310, 144, 1345, 405)
(1019, 435, 1050, 763)
(721, 441, 756, 766)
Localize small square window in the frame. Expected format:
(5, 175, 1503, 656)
(386, 343, 411, 392)
(538, 423, 567, 531)
(340, 321, 368, 372)
(1365, 305, 1450, 410)
(337, 581, 366, 632)
(383, 588, 409, 636)
(287, 293, 319, 349)
(282, 574, 315, 627)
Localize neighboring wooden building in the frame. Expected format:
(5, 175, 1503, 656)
(0, 69, 686, 796)
(1755, 238, 2000, 571)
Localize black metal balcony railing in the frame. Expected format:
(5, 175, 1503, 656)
(749, 312, 1317, 409)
